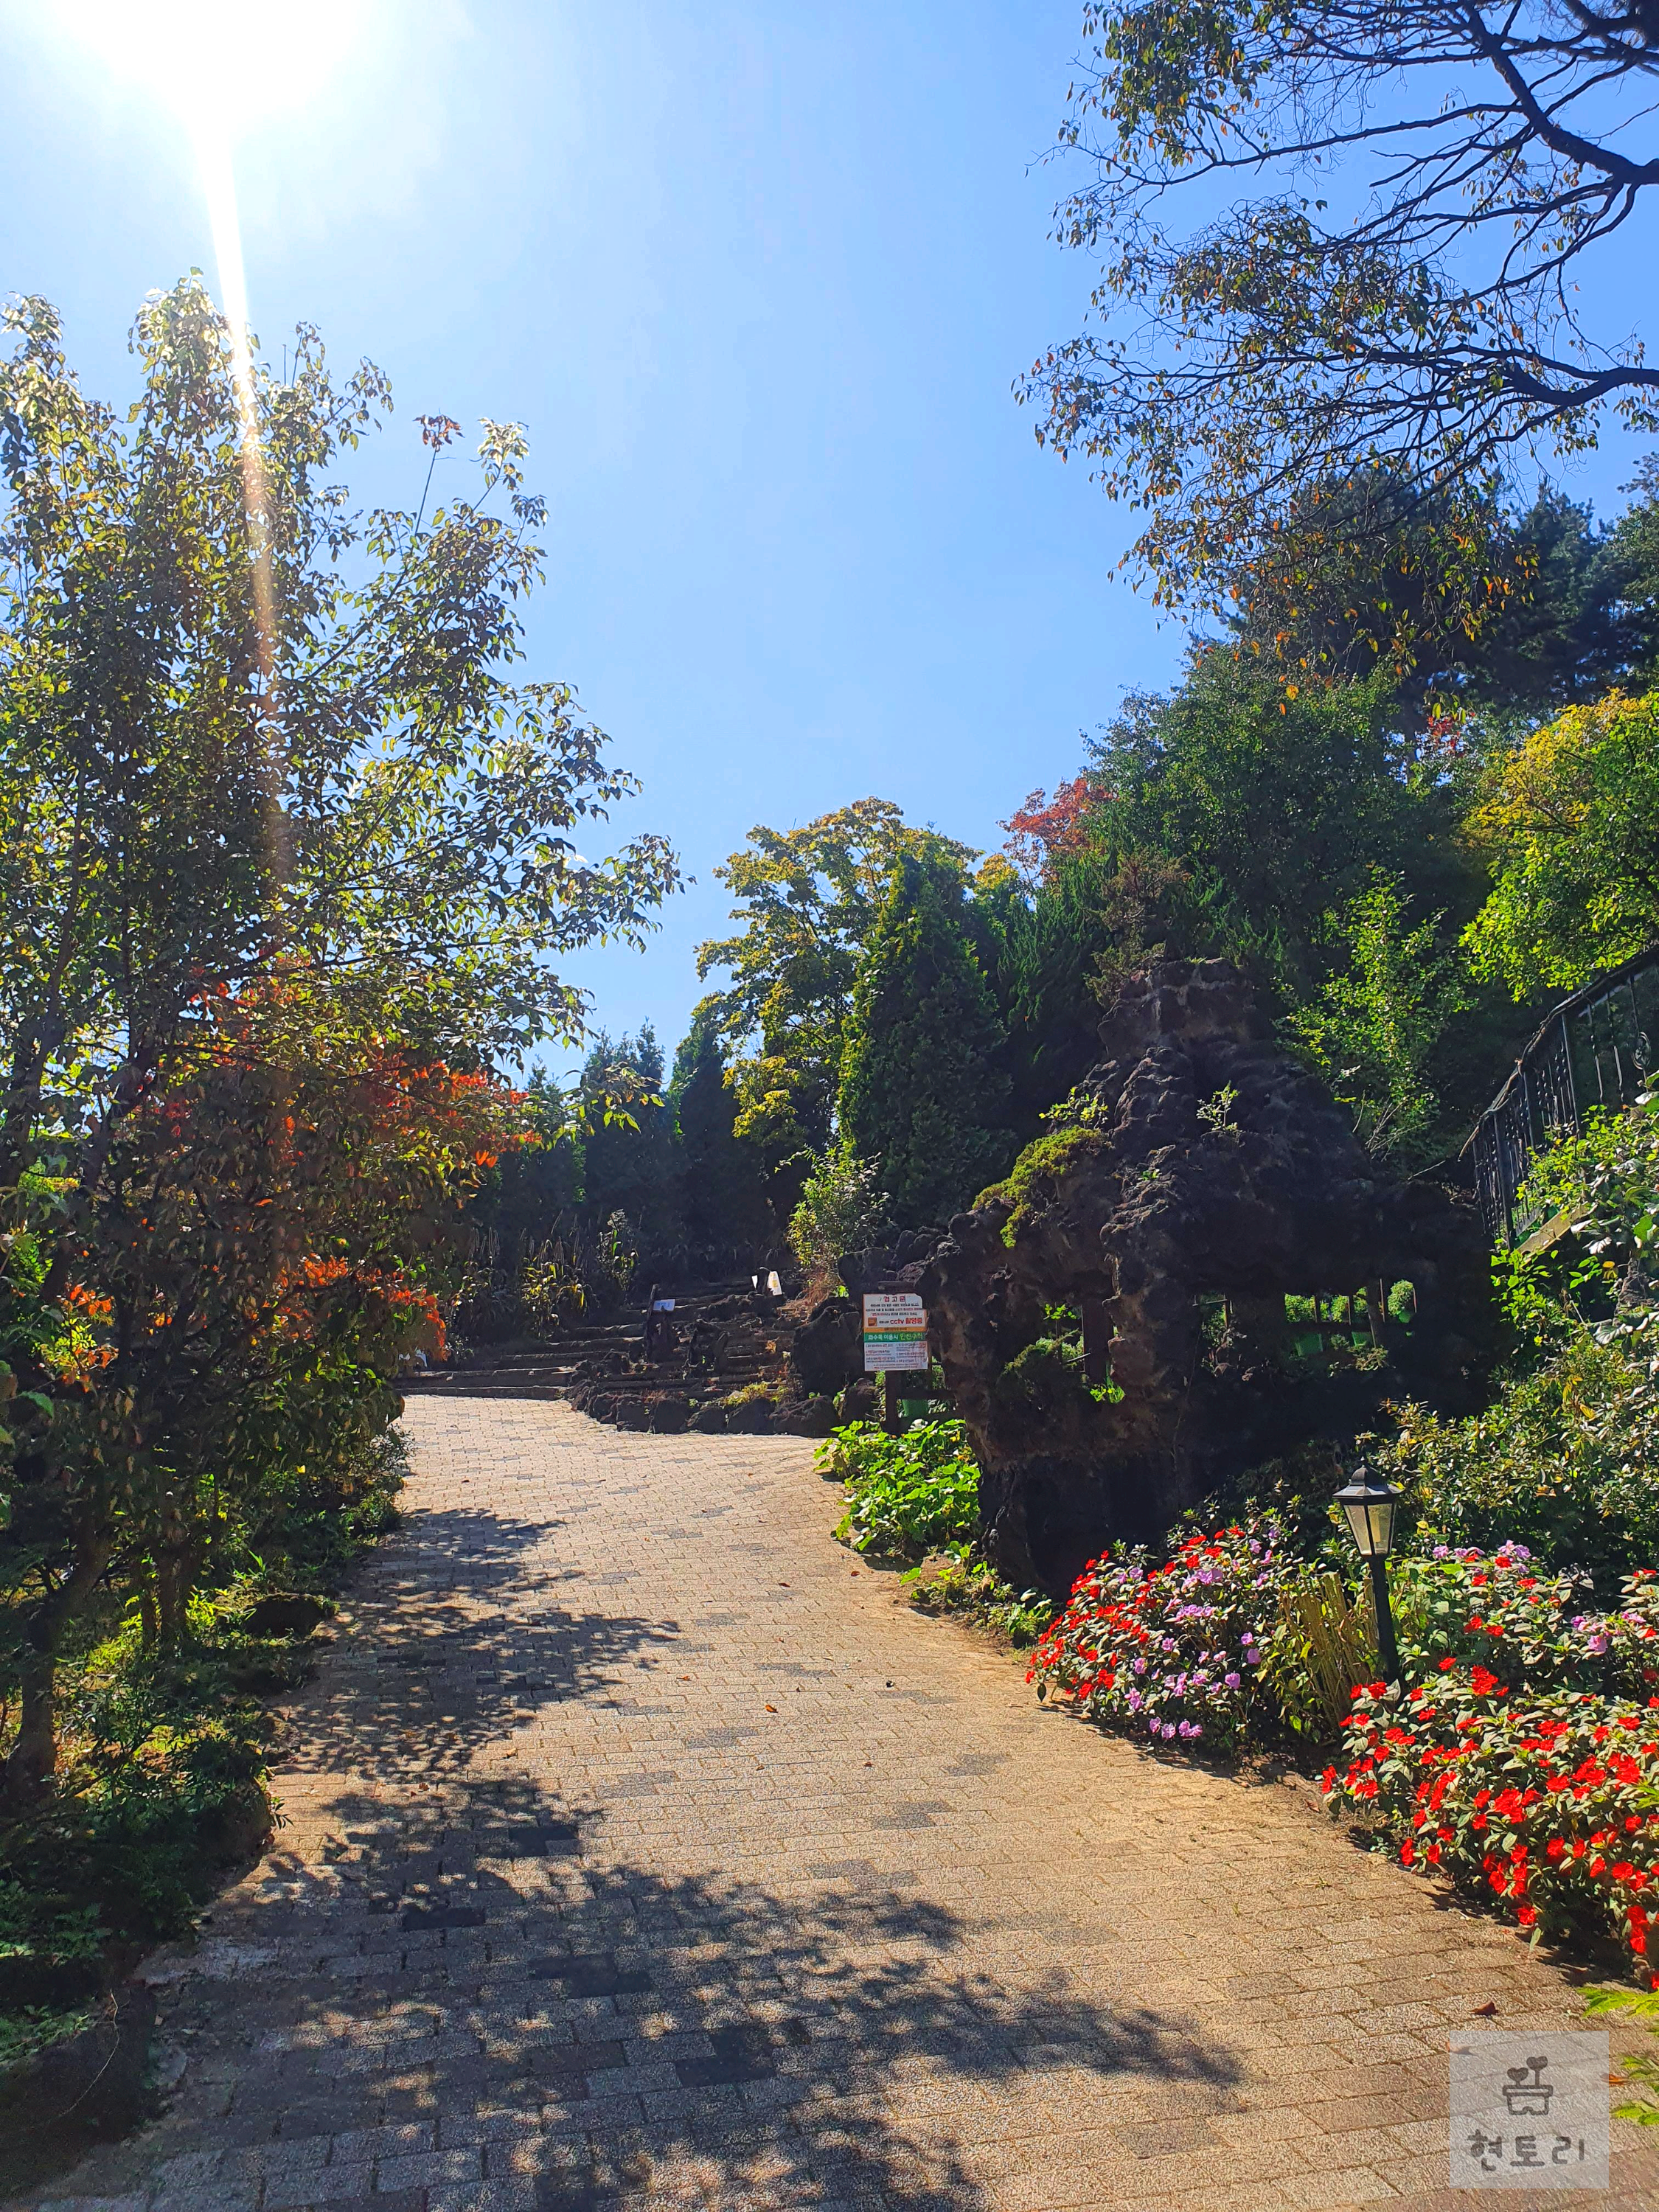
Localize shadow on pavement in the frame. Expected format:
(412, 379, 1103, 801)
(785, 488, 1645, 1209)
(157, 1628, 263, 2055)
(282, 1503, 683, 1787)
(148, 1765, 1244, 2211)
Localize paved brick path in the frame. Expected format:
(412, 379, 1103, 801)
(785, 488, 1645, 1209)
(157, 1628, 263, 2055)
(21, 1402, 1659, 2212)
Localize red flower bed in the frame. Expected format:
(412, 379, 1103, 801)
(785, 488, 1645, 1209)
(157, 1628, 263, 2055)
(1323, 1666, 1659, 1968)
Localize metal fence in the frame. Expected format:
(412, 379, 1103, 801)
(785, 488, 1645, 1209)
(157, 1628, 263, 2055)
(1469, 946, 1659, 1248)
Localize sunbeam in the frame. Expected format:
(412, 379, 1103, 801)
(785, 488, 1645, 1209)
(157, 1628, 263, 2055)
(50, 0, 367, 835)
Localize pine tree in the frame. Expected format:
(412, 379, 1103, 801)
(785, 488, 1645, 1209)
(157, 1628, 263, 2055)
(837, 857, 1012, 1225)
(668, 1010, 772, 1249)
(579, 1024, 684, 1250)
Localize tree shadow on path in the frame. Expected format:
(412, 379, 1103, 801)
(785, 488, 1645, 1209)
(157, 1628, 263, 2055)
(282, 1502, 684, 1787)
(133, 1762, 1245, 2212)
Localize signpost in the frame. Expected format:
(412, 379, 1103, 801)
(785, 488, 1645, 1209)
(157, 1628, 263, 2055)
(863, 1291, 928, 1434)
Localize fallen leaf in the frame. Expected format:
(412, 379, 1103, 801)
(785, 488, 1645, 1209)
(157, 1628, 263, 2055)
(1472, 2001, 1498, 2016)
(765, 1704, 779, 1714)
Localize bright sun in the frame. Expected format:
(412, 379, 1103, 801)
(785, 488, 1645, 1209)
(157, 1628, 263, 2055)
(50, 0, 369, 678)
(54, 0, 361, 131)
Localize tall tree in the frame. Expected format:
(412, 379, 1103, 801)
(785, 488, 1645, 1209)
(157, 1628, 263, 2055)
(1464, 689, 1659, 995)
(695, 799, 975, 1202)
(987, 858, 1119, 1140)
(0, 282, 678, 1799)
(1284, 874, 1471, 1169)
(1227, 481, 1656, 714)
(668, 1011, 772, 1251)
(577, 1026, 684, 1250)
(1082, 651, 1469, 1001)
(837, 857, 1012, 1225)
(1023, 0, 1659, 641)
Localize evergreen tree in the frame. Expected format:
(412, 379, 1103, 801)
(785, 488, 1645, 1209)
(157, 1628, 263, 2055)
(990, 858, 1118, 1142)
(668, 1010, 772, 1249)
(578, 1024, 684, 1251)
(837, 857, 1012, 1225)
(469, 1071, 585, 1263)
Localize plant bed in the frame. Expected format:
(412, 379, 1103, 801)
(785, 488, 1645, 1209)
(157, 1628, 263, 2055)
(1321, 1550, 1659, 1980)
(903, 1552, 1052, 1649)
(0, 1432, 406, 2180)
(0, 1980, 156, 2191)
(818, 1418, 980, 1559)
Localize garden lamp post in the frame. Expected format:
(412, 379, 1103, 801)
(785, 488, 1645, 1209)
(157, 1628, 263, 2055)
(1335, 1466, 1403, 1686)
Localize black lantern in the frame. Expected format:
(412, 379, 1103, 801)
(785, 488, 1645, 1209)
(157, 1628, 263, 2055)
(1335, 1466, 1403, 1685)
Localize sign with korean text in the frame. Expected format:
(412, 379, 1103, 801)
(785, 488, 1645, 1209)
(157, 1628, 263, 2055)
(863, 1292, 928, 1371)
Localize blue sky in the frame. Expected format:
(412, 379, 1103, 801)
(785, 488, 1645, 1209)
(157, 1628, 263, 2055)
(1, 2, 1651, 1077)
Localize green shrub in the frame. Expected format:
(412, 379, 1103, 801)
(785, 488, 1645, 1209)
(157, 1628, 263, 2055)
(787, 1140, 888, 1289)
(0, 1427, 401, 2039)
(1371, 1328, 1659, 1579)
(816, 1419, 979, 1559)
(240, 1427, 406, 1594)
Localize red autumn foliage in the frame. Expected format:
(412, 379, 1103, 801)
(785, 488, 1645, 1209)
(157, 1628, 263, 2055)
(1001, 773, 1097, 884)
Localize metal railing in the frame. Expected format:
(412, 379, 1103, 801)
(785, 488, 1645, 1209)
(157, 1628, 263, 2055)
(1469, 946, 1659, 1248)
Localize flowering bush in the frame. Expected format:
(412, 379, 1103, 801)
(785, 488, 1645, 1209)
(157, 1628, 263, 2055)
(1390, 1544, 1597, 1688)
(1596, 1570, 1659, 1700)
(1323, 1665, 1659, 1967)
(1026, 1520, 1290, 1751)
(1391, 1546, 1659, 1702)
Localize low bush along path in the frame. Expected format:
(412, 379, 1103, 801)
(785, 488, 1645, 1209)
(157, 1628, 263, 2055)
(24, 1403, 1659, 2212)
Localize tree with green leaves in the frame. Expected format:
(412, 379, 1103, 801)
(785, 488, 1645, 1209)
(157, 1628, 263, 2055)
(576, 1025, 684, 1253)
(0, 281, 678, 1801)
(786, 1139, 888, 1292)
(695, 799, 975, 1200)
(1284, 874, 1470, 1169)
(1082, 651, 1469, 1002)
(1464, 688, 1659, 995)
(836, 856, 1012, 1225)
(667, 1011, 772, 1251)
(1228, 481, 1659, 717)
(1023, 0, 1659, 648)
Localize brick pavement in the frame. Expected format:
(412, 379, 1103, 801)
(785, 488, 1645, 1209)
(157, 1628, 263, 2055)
(17, 1399, 1659, 2212)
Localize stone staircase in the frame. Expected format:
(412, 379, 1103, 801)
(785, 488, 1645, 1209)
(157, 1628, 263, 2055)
(400, 1282, 786, 1415)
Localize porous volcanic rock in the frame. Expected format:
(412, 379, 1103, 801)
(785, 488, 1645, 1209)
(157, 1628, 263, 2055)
(919, 960, 1496, 1597)
(788, 1295, 863, 1398)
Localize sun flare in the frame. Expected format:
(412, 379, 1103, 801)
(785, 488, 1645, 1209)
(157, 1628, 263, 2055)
(50, 0, 366, 691)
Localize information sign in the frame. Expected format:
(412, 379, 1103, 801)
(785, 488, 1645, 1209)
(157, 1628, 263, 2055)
(863, 1291, 928, 1371)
